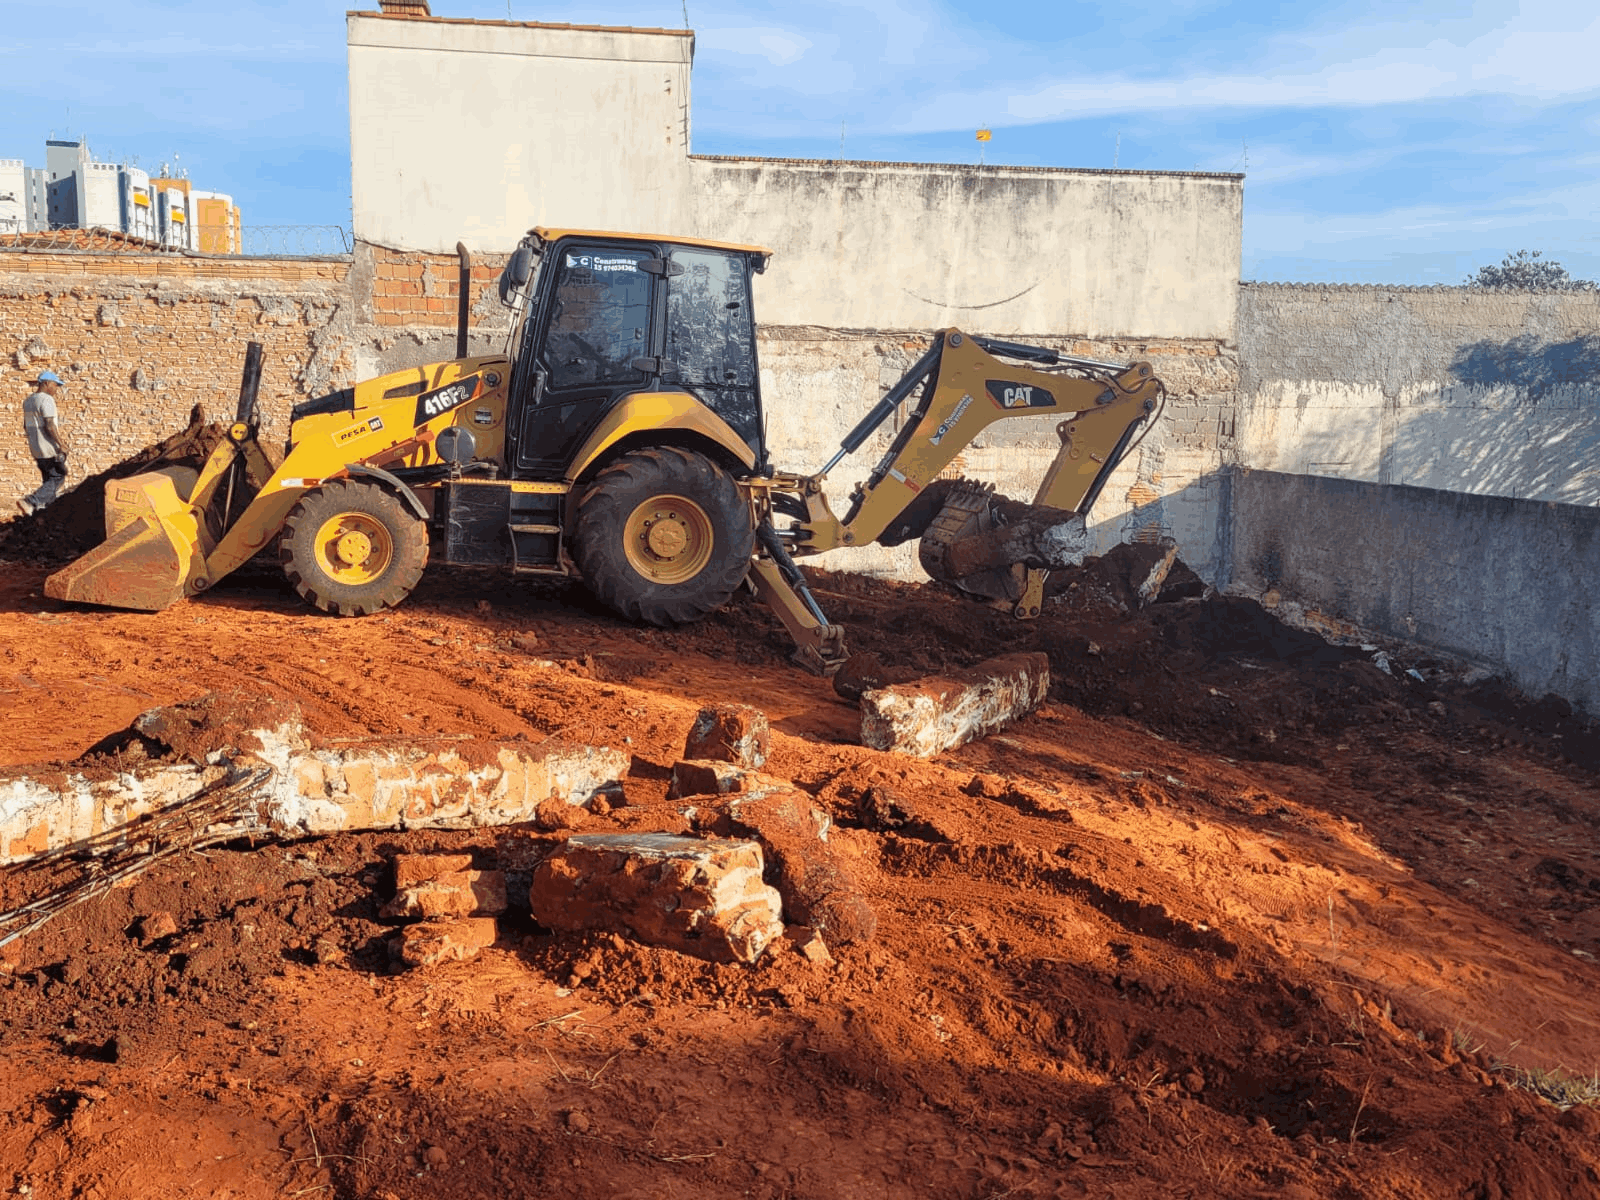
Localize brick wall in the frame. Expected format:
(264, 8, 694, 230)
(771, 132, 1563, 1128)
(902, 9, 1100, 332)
(0, 251, 355, 501)
(367, 244, 507, 328)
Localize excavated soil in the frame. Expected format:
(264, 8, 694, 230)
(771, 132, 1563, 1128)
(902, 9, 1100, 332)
(3, 523, 1600, 1198)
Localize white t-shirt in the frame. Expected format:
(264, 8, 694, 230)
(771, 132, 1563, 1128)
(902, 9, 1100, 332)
(22, 390, 59, 459)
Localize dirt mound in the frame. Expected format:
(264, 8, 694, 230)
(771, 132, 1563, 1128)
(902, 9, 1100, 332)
(0, 405, 226, 566)
(2, 548, 1600, 1199)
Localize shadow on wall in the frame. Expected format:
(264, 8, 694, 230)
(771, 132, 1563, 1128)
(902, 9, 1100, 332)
(1247, 331, 1600, 506)
(1450, 333, 1600, 398)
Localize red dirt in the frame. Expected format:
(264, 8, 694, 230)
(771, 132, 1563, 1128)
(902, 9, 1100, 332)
(2, 534, 1600, 1199)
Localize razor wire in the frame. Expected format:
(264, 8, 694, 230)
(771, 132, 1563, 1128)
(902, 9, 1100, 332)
(0, 223, 353, 258)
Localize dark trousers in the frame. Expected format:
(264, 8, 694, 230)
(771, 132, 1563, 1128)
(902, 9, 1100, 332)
(25, 455, 68, 510)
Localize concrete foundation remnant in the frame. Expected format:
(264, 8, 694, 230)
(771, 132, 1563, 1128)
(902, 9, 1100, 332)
(0, 693, 630, 866)
(527, 833, 785, 964)
(858, 652, 1051, 758)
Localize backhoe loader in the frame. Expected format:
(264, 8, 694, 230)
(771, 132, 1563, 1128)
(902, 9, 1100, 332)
(45, 227, 1165, 674)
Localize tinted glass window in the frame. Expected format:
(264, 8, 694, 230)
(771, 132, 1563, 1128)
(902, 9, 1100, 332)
(545, 247, 652, 388)
(666, 249, 756, 389)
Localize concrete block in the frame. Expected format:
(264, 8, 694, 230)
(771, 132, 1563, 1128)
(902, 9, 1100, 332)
(860, 652, 1050, 758)
(381, 869, 507, 919)
(528, 833, 784, 965)
(396, 917, 499, 968)
(683, 704, 770, 769)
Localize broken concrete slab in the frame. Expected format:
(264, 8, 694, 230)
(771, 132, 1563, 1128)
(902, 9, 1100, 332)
(683, 703, 770, 769)
(0, 694, 631, 866)
(380, 869, 507, 919)
(395, 916, 499, 968)
(859, 652, 1050, 758)
(528, 833, 784, 965)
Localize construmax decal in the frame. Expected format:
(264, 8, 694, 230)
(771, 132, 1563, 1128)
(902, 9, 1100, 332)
(930, 394, 973, 446)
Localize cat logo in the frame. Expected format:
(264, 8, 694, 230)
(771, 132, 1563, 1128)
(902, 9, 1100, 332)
(986, 379, 1056, 409)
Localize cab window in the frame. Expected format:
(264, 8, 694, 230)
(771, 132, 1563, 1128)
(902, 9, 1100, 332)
(545, 247, 652, 388)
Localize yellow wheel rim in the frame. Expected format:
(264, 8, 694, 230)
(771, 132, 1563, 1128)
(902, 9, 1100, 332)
(313, 511, 394, 586)
(623, 493, 714, 584)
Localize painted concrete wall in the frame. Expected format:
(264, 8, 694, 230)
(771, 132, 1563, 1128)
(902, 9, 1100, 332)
(1237, 284, 1600, 505)
(347, 16, 695, 252)
(346, 13, 1243, 341)
(691, 158, 1240, 339)
(1226, 469, 1600, 711)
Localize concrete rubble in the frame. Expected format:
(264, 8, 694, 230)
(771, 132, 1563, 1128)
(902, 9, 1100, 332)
(0, 692, 629, 866)
(380, 854, 504, 968)
(681, 785, 876, 945)
(396, 917, 500, 969)
(381, 866, 507, 920)
(682, 703, 770, 769)
(859, 652, 1050, 758)
(528, 833, 785, 964)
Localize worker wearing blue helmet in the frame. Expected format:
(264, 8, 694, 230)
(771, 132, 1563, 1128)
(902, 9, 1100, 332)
(18, 369, 72, 516)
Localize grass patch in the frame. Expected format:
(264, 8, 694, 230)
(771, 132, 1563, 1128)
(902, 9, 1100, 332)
(1494, 1063, 1600, 1111)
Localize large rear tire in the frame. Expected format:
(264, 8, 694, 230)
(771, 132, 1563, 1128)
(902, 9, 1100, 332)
(574, 447, 754, 625)
(280, 478, 429, 616)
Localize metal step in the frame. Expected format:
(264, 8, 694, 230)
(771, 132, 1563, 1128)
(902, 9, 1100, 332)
(509, 523, 562, 534)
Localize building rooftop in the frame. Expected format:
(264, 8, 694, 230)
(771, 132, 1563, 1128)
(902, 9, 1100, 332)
(349, 10, 693, 37)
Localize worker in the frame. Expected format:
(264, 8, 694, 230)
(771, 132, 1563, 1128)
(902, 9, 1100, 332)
(18, 369, 71, 516)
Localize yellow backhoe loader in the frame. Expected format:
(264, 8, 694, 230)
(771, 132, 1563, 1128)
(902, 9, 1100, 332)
(45, 227, 1165, 674)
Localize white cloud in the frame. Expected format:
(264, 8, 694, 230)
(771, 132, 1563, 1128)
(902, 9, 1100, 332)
(699, 26, 813, 67)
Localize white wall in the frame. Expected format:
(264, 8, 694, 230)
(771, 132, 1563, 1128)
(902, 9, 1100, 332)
(693, 157, 1241, 340)
(348, 15, 695, 253)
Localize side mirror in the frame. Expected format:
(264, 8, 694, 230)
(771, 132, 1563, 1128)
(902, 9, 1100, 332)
(498, 246, 535, 306)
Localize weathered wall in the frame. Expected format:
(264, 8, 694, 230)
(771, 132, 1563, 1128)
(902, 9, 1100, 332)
(347, 15, 695, 252)
(1237, 284, 1600, 504)
(346, 13, 1243, 342)
(0, 251, 354, 500)
(1227, 469, 1600, 712)
(692, 157, 1241, 340)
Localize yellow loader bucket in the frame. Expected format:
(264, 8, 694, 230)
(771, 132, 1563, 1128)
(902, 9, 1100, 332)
(44, 467, 208, 612)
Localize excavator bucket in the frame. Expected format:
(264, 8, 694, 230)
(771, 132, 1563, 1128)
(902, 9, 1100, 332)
(44, 467, 207, 611)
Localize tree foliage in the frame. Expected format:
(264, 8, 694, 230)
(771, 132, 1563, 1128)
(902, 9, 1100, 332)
(1466, 250, 1597, 291)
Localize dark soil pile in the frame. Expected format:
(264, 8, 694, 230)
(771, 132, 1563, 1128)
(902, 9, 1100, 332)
(0, 405, 226, 566)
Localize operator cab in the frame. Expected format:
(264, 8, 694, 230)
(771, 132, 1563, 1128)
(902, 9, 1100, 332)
(497, 229, 772, 481)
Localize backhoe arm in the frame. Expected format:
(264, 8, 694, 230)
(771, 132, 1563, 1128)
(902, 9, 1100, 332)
(788, 329, 1162, 553)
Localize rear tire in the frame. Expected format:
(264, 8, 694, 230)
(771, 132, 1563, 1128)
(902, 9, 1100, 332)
(280, 478, 429, 616)
(574, 447, 754, 625)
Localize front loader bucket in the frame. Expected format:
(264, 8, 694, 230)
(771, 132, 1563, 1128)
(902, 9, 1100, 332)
(44, 468, 207, 612)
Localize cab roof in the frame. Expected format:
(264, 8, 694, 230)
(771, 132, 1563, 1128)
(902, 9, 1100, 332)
(531, 227, 773, 257)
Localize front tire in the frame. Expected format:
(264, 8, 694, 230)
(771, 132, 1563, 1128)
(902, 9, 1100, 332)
(280, 478, 429, 616)
(574, 447, 754, 625)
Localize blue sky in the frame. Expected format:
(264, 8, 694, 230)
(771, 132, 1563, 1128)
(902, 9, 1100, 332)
(3, 1, 1598, 283)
